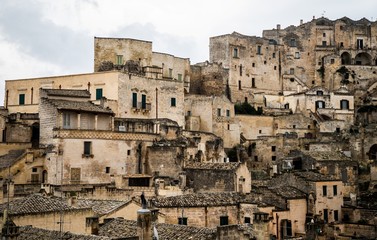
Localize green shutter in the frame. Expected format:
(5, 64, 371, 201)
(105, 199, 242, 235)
(96, 88, 103, 100)
(141, 94, 146, 109)
(19, 94, 25, 105)
(132, 93, 137, 108)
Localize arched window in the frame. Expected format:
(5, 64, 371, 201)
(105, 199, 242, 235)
(355, 52, 372, 65)
(341, 52, 351, 65)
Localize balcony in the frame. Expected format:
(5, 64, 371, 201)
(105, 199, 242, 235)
(132, 102, 152, 113)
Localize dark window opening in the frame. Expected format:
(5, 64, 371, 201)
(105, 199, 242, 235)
(238, 80, 242, 90)
(178, 217, 188, 225)
(217, 108, 221, 117)
(290, 39, 296, 47)
(322, 41, 327, 46)
(333, 185, 338, 196)
(141, 94, 147, 109)
(272, 156, 276, 161)
(105, 167, 110, 174)
(84, 141, 92, 155)
(357, 39, 363, 49)
(127, 150, 131, 155)
(240, 64, 242, 76)
(254, 156, 258, 162)
(128, 177, 150, 187)
(171, 98, 176, 107)
(334, 210, 339, 221)
(252, 78, 256, 88)
(272, 146, 276, 152)
(244, 217, 251, 224)
(233, 48, 238, 58)
(323, 185, 327, 196)
(220, 216, 229, 226)
(317, 91, 323, 96)
(340, 100, 349, 110)
(32, 168, 37, 173)
(323, 209, 328, 222)
(257, 46, 262, 55)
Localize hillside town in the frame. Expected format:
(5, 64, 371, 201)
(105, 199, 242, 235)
(0, 16, 377, 239)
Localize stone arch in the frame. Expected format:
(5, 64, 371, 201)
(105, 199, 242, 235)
(368, 144, 377, 160)
(341, 52, 352, 65)
(31, 122, 40, 148)
(355, 52, 372, 65)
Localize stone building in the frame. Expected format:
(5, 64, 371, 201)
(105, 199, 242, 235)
(0, 194, 94, 235)
(185, 94, 240, 148)
(183, 162, 251, 193)
(210, 32, 281, 104)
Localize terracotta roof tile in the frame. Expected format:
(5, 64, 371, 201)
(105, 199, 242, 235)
(46, 98, 113, 114)
(17, 226, 109, 239)
(44, 89, 91, 98)
(184, 162, 240, 171)
(74, 199, 131, 216)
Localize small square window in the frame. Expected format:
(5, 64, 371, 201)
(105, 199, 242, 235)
(178, 217, 188, 225)
(169, 68, 173, 78)
(220, 216, 229, 226)
(32, 168, 37, 173)
(330, 59, 335, 64)
(259, 130, 262, 134)
(252, 63, 255, 67)
(323, 185, 327, 196)
(171, 98, 176, 107)
(233, 48, 238, 58)
(127, 150, 131, 155)
(272, 156, 276, 161)
(116, 55, 123, 65)
(322, 41, 327, 46)
(244, 217, 251, 224)
(333, 185, 338, 196)
(272, 146, 276, 152)
(105, 167, 110, 174)
(274, 66, 277, 70)
(178, 74, 182, 81)
(272, 53, 276, 58)
(226, 109, 230, 117)
(323, 32, 326, 37)
(254, 156, 258, 161)
(217, 108, 221, 117)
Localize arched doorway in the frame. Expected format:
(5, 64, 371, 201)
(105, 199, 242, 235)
(341, 52, 352, 65)
(368, 144, 377, 160)
(355, 52, 372, 65)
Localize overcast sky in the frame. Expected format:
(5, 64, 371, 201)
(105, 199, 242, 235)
(1, 0, 377, 104)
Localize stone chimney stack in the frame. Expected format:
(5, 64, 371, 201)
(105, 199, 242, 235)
(300, 19, 303, 25)
(277, 24, 281, 30)
(137, 193, 152, 240)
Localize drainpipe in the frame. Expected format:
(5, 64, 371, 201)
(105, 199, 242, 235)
(155, 88, 158, 120)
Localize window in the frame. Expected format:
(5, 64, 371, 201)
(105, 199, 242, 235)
(259, 130, 262, 134)
(105, 167, 110, 174)
(238, 80, 242, 90)
(290, 38, 296, 47)
(177, 74, 182, 81)
(178, 217, 187, 225)
(330, 59, 335, 64)
(272, 52, 276, 58)
(252, 63, 255, 67)
(217, 108, 221, 117)
(252, 78, 256, 88)
(295, 52, 300, 59)
(169, 68, 173, 78)
(340, 42, 344, 47)
(317, 91, 323, 96)
(233, 48, 238, 58)
(226, 109, 230, 117)
(274, 66, 277, 70)
(333, 185, 338, 196)
(322, 41, 327, 46)
(293, 125, 296, 129)
(272, 156, 276, 161)
(323, 209, 328, 222)
(254, 156, 258, 161)
(323, 32, 326, 37)
(32, 168, 37, 173)
(141, 94, 146, 109)
(244, 217, 251, 224)
(322, 185, 327, 196)
(257, 46, 262, 55)
(357, 39, 363, 49)
(171, 98, 176, 107)
(315, 101, 325, 110)
(127, 150, 131, 155)
(84, 141, 92, 155)
(96, 88, 103, 100)
(284, 103, 289, 109)
(290, 68, 294, 74)
(132, 93, 137, 108)
(334, 210, 339, 221)
(187, 111, 191, 116)
(272, 146, 276, 152)
(340, 100, 349, 110)
(19, 94, 25, 105)
(63, 113, 71, 129)
(220, 216, 228, 226)
(240, 64, 242, 76)
(116, 55, 123, 65)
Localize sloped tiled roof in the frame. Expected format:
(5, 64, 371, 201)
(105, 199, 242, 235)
(17, 226, 109, 240)
(0, 149, 26, 170)
(153, 192, 242, 208)
(0, 194, 79, 215)
(99, 218, 216, 240)
(294, 171, 339, 182)
(43, 89, 91, 98)
(184, 162, 240, 171)
(74, 199, 131, 216)
(303, 150, 351, 161)
(46, 98, 113, 114)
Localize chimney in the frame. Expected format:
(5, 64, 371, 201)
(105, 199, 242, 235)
(85, 217, 99, 235)
(137, 193, 152, 240)
(277, 24, 281, 30)
(300, 19, 303, 25)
